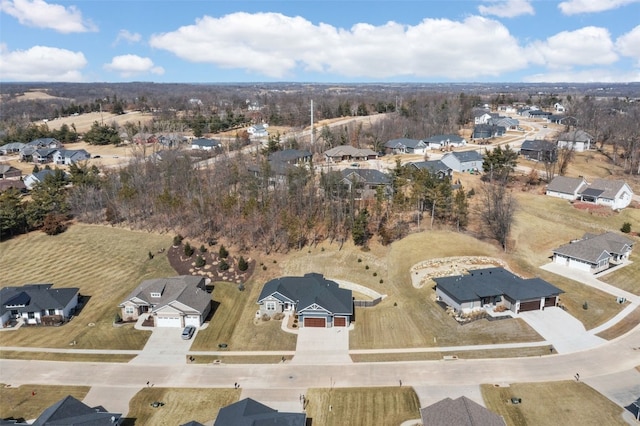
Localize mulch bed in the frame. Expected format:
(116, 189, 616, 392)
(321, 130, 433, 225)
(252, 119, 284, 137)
(571, 202, 615, 216)
(166, 244, 255, 284)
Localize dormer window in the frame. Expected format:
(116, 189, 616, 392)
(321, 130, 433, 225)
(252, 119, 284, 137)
(150, 292, 161, 298)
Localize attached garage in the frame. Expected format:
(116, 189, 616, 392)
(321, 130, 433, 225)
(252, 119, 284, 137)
(304, 317, 326, 328)
(156, 316, 182, 327)
(544, 296, 557, 307)
(334, 316, 347, 327)
(184, 315, 201, 327)
(518, 300, 541, 313)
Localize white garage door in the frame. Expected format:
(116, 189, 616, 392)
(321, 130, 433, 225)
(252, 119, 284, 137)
(184, 315, 201, 327)
(156, 316, 182, 327)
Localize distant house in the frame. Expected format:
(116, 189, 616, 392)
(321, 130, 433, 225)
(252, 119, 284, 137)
(31, 395, 122, 426)
(557, 130, 593, 152)
(0, 284, 79, 328)
(269, 149, 312, 165)
(552, 232, 634, 274)
(528, 110, 552, 119)
(420, 396, 505, 426)
(0, 142, 25, 154)
(32, 148, 57, 164)
(247, 123, 269, 137)
(473, 109, 497, 125)
(434, 267, 563, 314)
(26, 138, 62, 149)
(0, 164, 22, 179)
(546, 176, 589, 200)
(547, 114, 565, 124)
(472, 124, 505, 139)
(158, 133, 187, 148)
(384, 138, 428, 154)
(214, 398, 305, 426)
(247, 149, 311, 187)
(118, 276, 211, 328)
(53, 149, 91, 165)
(257, 273, 353, 328)
(0, 179, 26, 193)
(23, 169, 57, 190)
(440, 150, 483, 173)
(324, 145, 378, 163)
(409, 160, 453, 180)
(191, 138, 221, 151)
(341, 168, 392, 199)
(489, 116, 519, 130)
(520, 139, 557, 162)
(554, 103, 565, 112)
(578, 178, 633, 210)
(133, 132, 157, 145)
(423, 134, 467, 150)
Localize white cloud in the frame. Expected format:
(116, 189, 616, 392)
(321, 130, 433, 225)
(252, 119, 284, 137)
(526, 27, 618, 69)
(524, 68, 640, 83)
(558, 0, 640, 15)
(478, 0, 534, 18)
(114, 29, 142, 45)
(0, 0, 96, 33)
(104, 54, 165, 77)
(615, 25, 640, 66)
(0, 44, 87, 81)
(149, 12, 527, 80)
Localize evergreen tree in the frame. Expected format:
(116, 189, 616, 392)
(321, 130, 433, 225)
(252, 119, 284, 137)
(352, 208, 370, 246)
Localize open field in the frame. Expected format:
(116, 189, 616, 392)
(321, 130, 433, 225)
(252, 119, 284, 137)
(0, 384, 90, 421)
(40, 111, 154, 133)
(481, 381, 628, 426)
(305, 386, 420, 426)
(123, 387, 239, 426)
(0, 224, 175, 349)
(0, 351, 135, 363)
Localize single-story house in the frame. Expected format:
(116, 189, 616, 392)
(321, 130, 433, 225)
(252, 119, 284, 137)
(498, 105, 517, 114)
(269, 149, 312, 165)
(119, 275, 212, 328)
(0, 179, 26, 193)
(423, 134, 467, 150)
(472, 124, 506, 139)
(434, 267, 564, 314)
(420, 396, 506, 426)
(26, 138, 62, 149)
(520, 139, 557, 162)
(341, 168, 392, 199)
(247, 124, 269, 137)
(324, 145, 378, 163)
(0, 164, 22, 179)
(578, 178, 633, 210)
(528, 110, 552, 119)
(0, 284, 79, 328)
(547, 114, 565, 124)
(557, 130, 593, 152)
(23, 169, 57, 190)
(409, 160, 453, 180)
(31, 395, 122, 426)
(257, 273, 353, 328)
(489, 116, 519, 130)
(546, 176, 589, 200)
(0, 142, 26, 154)
(248, 159, 295, 187)
(53, 149, 91, 165)
(384, 138, 428, 154)
(158, 133, 188, 148)
(32, 148, 57, 164)
(191, 138, 221, 151)
(214, 398, 305, 426)
(552, 232, 634, 274)
(133, 132, 157, 145)
(440, 150, 483, 173)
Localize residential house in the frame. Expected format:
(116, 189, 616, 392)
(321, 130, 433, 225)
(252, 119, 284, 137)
(341, 168, 392, 200)
(257, 273, 353, 328)
(191, 138, 221, 151)
(578, 178, 633, 210)
(472, 124, 505, 140)
(133, 132, 157, 145)
(519, 139, 557, 162)
(557, 130, 593, 152)
(0, 284, 79, 328)
(440, 150, 483, 173)
(269, 149, 312, 165)
(158, 133, 187, 148)
(23, 169, 57, 190)
(528, 110, 552, 119)
(324, 145, 378, 163)
(497, 105, 517, 114)
(420, 396, 505, 426)
(434, 267, 564, 314)
(554, 103, 566, 112)
(26, 138, 62, 149)
(384, 138, 428, 154)
(473, 109, 498, 125)
(248, 150, 311, 187)
(118, 276, 211, 328)
(489, 116, 519, 130)
(546, 176, 589, 201)
(552, 232, 634, 274)
(32, 148, 57, 164)
(409, 160, 453, 180)
(547, 114, 565, 124)
(0, 179, 26, 193)
(247, 123, 269, 137)
(0, 142, 25, 154)
(0, 164, 21, 179)
(423, 134, 467, 150)
(214, 398, 305, 426)
(31, 395, 121, 426)
(53, 149, 91, 165)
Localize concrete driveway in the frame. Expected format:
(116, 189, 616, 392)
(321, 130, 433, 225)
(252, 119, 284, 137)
(130, 327, 196, 365)
(290, 327, 351, 365)
(585, 368, 640, 424)
(519, 307, 605, 353)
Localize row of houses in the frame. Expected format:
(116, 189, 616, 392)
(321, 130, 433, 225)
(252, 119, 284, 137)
(0, 167, 61, 193)
(384, 134, 467, 154)
(1, 138, 91, 165)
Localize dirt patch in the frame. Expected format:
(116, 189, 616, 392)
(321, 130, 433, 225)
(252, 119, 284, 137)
(571, 202, 616, 216)
(166, 244, 255, 284)
(410, 256, 508, 288)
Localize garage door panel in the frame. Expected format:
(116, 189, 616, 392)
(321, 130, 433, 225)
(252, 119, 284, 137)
(156, 316, 182, 327)
(544, 297, 556, 307)
(304, 317, 326, 327)
(334, 317, 346, 327)
(519, 300, 541, 312)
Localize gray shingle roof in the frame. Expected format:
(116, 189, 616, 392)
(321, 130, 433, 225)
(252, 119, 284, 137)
(269, 149, 312, 163)
(258, 273, 353, 315)
(191, 138, 220, 147)
(0, 284, 79, 317)
(558, 130, 592, 143)
(420, 396, 505, 426)
(32, 395, 121, 426)
(451, 150, 483, 162)
(521, 139, 556, 152)
(581, 178, 631, 200)
(341, 168, 391, 185)
(552, 232, 634, 264)
(214, 398, 306, 426)
(324, 145, 377, 158)
(410, 160, 452, 174)
(119, 276, 210, 315)
(547, 176, 588, 194)
(384, 138, 425, 149)
(424, 134, 465, 144)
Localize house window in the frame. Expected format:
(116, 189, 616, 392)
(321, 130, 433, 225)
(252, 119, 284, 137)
(125, 306, 135, 315)
(48, 309, 56, 315)
(150, 292, 161, 298)
(28, 312, 35, 319)
(266, 301, 277, 311)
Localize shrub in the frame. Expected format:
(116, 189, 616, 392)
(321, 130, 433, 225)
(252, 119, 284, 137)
(41, 213, 67, 235)
(148, 251, 154, 260)
(583, 301, 589, 310)
(195, 255, 205, 268)
(219, 259, 230, 271)
(219, 244, 229, 259)
(173, 235, 183, 246)
(373, 272, 377, 277)
(379, 279, 384, 284)
(273, 260, 277, 264)
(199, 244, 207, 253)
(261, 314, 271, 321)
(238, 256, 249, 271)
(365, 265, 369, 270)
(184, 242, 194, 257)
(262, 265, 267, 271)
(621, 222, 632, 233)
(357, 258, 362, 263)
(114, 313, 122, 323)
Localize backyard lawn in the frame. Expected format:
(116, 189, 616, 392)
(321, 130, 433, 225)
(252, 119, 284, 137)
(0, 384, 90, 421)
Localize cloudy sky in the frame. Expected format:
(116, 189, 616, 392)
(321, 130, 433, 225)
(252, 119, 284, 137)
(1, 0, 639, 83)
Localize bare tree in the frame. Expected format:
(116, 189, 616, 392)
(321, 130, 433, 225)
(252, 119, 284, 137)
(480, 183, 517, 252)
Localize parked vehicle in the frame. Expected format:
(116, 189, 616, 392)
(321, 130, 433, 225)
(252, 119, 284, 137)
(181, 325, 196, 340)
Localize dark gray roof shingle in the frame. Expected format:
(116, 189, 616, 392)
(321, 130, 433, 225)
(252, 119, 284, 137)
(32, 395, 121, 426)
(553, 232, 634, 264)
(420, 396, 505, 426)
(214, 398, 306, 426)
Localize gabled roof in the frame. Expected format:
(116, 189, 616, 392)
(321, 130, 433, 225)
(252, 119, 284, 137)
(521, 139, 556, 152)
(434, 267, 563, 304)
(410, 160, 451, 174)
(324, 145, 377, 158)
(214, 398, 306, 426)
(191, 138, 220, 147)
(0, 164, 21, 174)
(0, 284, 79, 317)
(424, 134, 466, 144)
(32, 395, 121, 426)
(490, 117, 519, 127)
(581, 178, 632, 200)
(547, 176, 588, 194)
(34, 148, 57, 157)
(341, 168, 390, 185)
(27, 169, 57, 183)
(120, 276, 210, 315)
(420, 396, 505, 426)
(269, 149, 312, 163)
(553, 232, 634, 264)
(384, 138, 426, 149)
(55, 149, 90, 160)
(27, 138, 59, 147)
(558, 129, 592, 143)
(0, 142, 26, 151)
(258, 273, 353, 315)
(443, 151, 483, 163)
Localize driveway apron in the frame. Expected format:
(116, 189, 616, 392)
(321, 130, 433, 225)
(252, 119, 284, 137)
(130, 327, 195, 365)
(290, 327, 351, 364)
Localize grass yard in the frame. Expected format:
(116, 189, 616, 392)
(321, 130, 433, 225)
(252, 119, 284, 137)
(0, 224, 175, 349)
(123, 387, 239, 426)
(305, 386, 420, 426)
(0, 351, 135, 362)
(596, 305, 640, 340)
(600, 250, 640, 295)
(350, 345, 554, 362)
(188, 354, 293, 364)
(0, 384, 90, 421)
(481, 381, 627, 426)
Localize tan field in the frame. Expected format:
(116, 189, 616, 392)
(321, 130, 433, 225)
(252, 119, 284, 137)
(41, 111, 154, 133)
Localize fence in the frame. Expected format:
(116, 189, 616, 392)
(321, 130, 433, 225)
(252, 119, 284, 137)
(353, 297, 383, 307)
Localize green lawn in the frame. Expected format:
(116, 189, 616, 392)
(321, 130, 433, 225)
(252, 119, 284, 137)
(0, 384, 90, 421)
(481, 381, 627, 426)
